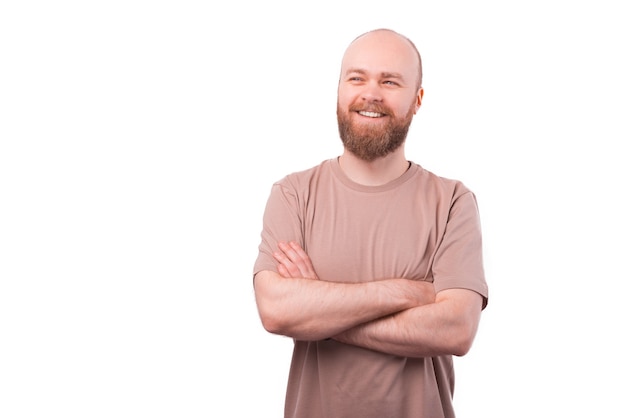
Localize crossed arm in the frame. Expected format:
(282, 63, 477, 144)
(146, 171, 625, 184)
(254, 241, 484, 358)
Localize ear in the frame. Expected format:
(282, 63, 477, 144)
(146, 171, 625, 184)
(414, 88, 424, 114)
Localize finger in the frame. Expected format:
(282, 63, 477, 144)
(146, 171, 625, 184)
(278, 241, 305, 265)
(273, 250, 301, 278)
(276, 241, 319, 280)
(287, 241, 318, 280)
(278, 241, 298, 259)
(277, 263, 292, 278)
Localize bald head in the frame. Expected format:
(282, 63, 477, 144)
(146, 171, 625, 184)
(342, 29, 423, 91)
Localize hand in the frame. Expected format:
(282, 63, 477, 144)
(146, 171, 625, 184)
(273, 241, 319, 280)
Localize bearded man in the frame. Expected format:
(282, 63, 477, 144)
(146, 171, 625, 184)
(253, 28, 489, 418)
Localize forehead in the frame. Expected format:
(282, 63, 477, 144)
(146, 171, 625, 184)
(340, 31, 419, 82)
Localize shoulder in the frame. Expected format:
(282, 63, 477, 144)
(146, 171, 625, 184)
(411, 163, 473, 199)
(274, 159, 334, 191)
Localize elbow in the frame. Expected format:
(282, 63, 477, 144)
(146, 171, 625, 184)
(435, 290, 483, 357)
(256, 298, 297, 337)
(260, 318, 281, 335)
(449, 326, 477, 357)
(451, 339, 473, 357)
(254, 271, 289, 335)
(257, 302, 319, 340)
(256, 296, 289, 335)
(258, 308, 288, 335)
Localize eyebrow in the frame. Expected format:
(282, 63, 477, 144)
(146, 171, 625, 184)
(381, 72, 405, 81)
(344, 68, 406, 82)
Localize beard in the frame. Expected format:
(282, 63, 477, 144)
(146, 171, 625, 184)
(337, 102, 414, 162)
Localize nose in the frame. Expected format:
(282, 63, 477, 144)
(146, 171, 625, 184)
(360, 81, 383, 102)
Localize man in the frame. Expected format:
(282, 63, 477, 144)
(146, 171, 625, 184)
(253, 28, 488, 418)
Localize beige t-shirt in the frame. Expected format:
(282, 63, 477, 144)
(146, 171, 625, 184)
(254, 158, 488, 418)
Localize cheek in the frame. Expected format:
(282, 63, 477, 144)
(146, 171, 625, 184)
(336, 90, 352, 109)
(337, 85, 364, 109)
(397, 96, 418, 116)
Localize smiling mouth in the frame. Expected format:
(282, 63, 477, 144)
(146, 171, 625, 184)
(358, 111, 385, 118)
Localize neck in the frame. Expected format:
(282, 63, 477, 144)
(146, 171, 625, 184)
(338, 149, 409, 186)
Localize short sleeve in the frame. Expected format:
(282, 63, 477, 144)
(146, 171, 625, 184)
(432, 190, 489, 308)
(253, 181, 305, 278)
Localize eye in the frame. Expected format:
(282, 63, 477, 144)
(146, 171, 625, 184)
(383, 80, 400, 86)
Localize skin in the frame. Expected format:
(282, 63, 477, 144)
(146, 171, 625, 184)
(255, 242, 436, 342)
(254, 29, 484, 358)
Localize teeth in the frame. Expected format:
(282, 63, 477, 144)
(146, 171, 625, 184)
(359, 111, 383, 118)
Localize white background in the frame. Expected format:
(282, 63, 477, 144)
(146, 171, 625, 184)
(1, 1, 624, 417)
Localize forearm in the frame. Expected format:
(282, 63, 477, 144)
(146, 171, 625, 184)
(333, 289, 484, 358)
(254, 270, 431, 341)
